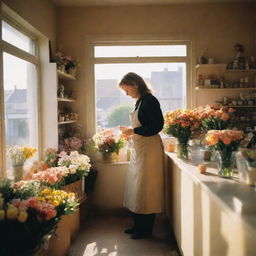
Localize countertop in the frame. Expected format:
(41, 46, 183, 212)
(165, 152, 256, 239)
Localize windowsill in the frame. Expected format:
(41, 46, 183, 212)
(95, 161, 130, 165)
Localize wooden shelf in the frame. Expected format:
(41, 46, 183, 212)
(218, 105, 256, 108)
(57, 97, 76, 102)
(196, 87, 256, 91)
(57, 70, 76, 80)
(195, 64, 227, 69)
(58, 120, 78, 125)
(225, 69, 256, 73)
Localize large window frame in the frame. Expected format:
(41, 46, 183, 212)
(85, 38, 192, 136)
(0, 8, 40, 178)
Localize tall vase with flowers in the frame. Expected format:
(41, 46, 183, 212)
(92, 129, 128, 163)
(7, 146, 37, 182)
(205, 129, 244, 178)
(163, 109, 201, 159)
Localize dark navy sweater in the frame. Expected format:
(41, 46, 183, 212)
(133, 93, 164, 136)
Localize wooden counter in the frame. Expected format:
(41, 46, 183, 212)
(165, 152, 256, 256)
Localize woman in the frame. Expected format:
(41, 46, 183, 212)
(119, 72, 164, 240)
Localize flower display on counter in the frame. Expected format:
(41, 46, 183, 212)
(0, 179, 78, 255)
(196, 105, 235, 131)
(7, 145, 37, 166)
(205, 129, 244, 177)
(205, 129, 244, 149)
(92, 129, 128, 157)
(163, 109, 201, 141)
(164, 109, 201, 158)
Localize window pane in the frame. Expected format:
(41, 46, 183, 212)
(95, 63, 186, 129)
(95, 45, 186, 58)
(3, 53, 38, 178)
(2, 21, 36, 55)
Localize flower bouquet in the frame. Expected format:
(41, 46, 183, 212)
(54, 52, 79, 75)
(196, 105, 235, 131)
(0, 179, 78, 256)
(32, 166, 70, 189)
(58, 151, 91, 185)
(7, 145, 37, 182)
(92, 129, 128, 162)
(163, 109, 201, 159)
(205, 129, 244, 177)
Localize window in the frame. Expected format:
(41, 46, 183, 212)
(94, 44, 188, 129)
(1, 19, 39, 178)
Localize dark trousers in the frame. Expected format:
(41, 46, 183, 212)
(132, 212, 156, 235)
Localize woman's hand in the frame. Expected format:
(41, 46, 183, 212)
(119, 126, 134, 136)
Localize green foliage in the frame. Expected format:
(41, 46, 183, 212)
(107, 103, 133, 127)
(165, 124, 192, 144)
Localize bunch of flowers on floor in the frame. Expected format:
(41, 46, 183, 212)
(92, 129, 128, 157)
(0, 179, 78, 256)
(163, 109, 201, 158)
(195, 105, 235, 131)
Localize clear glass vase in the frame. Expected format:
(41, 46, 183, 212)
(216, 150, 235, 178)
(176, 142, 189, 159)
(12, 164, 24, 182)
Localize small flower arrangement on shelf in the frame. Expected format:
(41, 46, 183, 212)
(195, 105, 235, 131)
(205, 129, 244, 178)
(92, 129, 128, 162)
(163, 109, 201, 158)
(54, 51, 80, 76)
(0, 179, 78, 256)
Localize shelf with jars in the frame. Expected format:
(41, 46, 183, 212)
(195, 64, 256, 90)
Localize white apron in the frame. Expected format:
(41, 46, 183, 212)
(123, 102, 164, 214)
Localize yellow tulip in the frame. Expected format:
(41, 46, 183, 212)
(0, 210, 5, 221)
(18, 211, 28, 223)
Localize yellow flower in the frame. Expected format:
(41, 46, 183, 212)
(0, 210, 5, 221)
(17, 211, 28, 223)
(7, 206, 19, 220)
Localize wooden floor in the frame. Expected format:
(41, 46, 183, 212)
(67, 213, 181, 256)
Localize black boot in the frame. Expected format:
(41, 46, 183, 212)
(124, 212, 137, 234)
(131, 213, 155, 239)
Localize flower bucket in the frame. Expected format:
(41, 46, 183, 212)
(102, 152, 120, 163)
(62, 179, 83, 199)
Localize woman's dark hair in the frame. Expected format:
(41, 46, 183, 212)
(119, 72, 151, 96)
